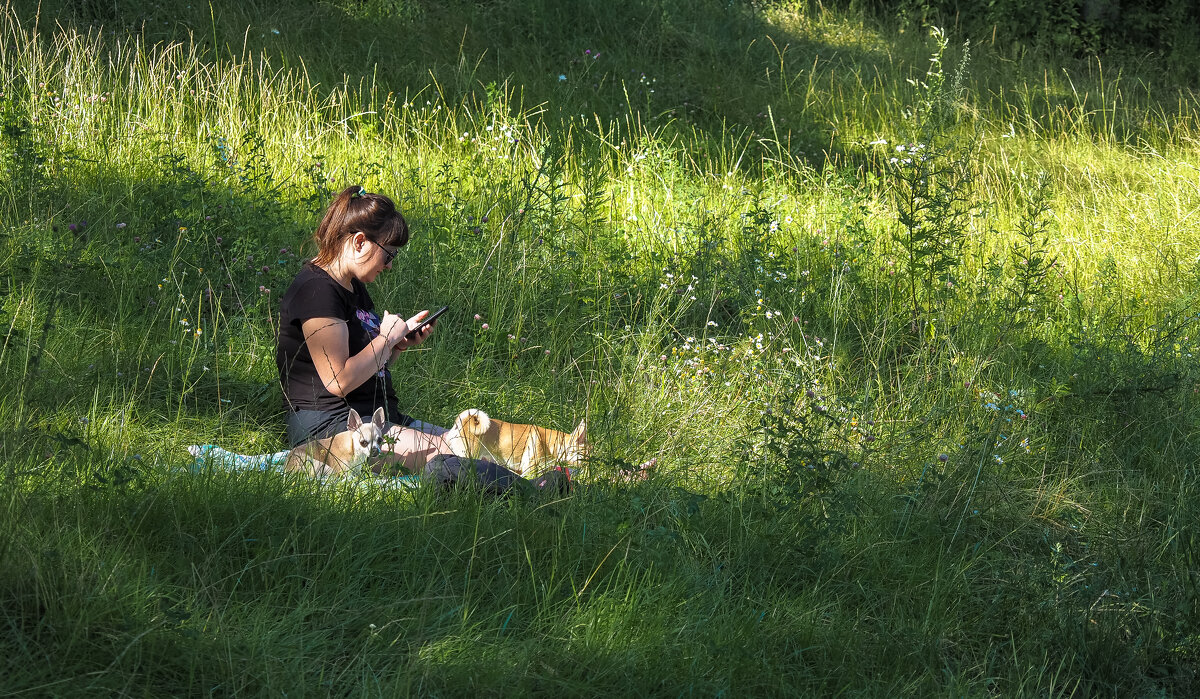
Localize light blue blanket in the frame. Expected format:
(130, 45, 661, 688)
(186, 445, 422, 489)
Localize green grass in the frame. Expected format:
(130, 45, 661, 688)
(2, 0, 1198, 695)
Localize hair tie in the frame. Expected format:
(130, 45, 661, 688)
(351, 186, 366, 199)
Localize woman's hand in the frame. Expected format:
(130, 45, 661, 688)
(388, 310, 435, 359)
(379, 311, 410, 348)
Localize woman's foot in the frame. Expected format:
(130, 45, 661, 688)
(618, 457, 657, 482)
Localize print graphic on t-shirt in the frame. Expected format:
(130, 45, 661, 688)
(356, 309, 388, 378)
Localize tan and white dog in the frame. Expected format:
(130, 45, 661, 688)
(284, 407, 386, 478)
(445, 409, 588, 477)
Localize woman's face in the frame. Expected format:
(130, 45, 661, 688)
(347, 232, 396, 283)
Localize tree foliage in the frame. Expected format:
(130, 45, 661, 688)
(834, 0, 1199, 83)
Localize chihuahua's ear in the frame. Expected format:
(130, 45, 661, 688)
(371, 407, 386, 430)
(347, 408, 363, 431)
(570, 420, 587, 444)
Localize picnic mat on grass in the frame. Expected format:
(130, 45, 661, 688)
(186, 444, 422, 490)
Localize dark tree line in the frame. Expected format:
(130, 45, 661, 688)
(847, 0, 1198, 79)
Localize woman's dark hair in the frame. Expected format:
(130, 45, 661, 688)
(311, 185, 409, 266)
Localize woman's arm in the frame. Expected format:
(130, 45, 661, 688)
(302, 314, 406, 398)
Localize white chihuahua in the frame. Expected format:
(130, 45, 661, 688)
(284, 407, 386, 478)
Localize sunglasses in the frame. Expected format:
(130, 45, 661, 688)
(366, 238, 396, 265)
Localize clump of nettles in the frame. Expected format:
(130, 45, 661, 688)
(1, 96, 52, 198)
(1001, 171, 1058, 331)
(737, 383, 875, 512)
(884, 27, 979, 334)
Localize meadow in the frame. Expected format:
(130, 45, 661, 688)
(1, 0, 1198, 694)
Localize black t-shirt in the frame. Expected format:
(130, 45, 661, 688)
(276, 262, 399, 416)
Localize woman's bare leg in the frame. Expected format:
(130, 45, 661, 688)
(375, 424, 452, 473)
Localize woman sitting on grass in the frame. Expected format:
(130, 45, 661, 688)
(275, 184, 651, 487)
(275, 184, 455, 473)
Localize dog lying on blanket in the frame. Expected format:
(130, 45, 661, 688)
(444, 409, 588, 477)
(284, 407, 386, 478)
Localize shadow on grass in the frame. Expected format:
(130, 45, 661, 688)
(0, 461, 852, 694)
(4, 460, 1193, 696)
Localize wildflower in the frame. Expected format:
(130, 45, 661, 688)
(545, 349, 551, 355)
(116, 222, 126, 229)
(558, 74, 567, 81)
(938, 453, 948, 463)
(474, 314, 482, 321)
(481, 323, 489, 330)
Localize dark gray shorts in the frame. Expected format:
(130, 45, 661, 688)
(286, 407, 414, 448)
